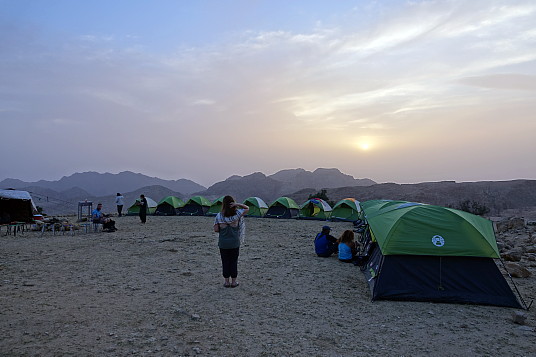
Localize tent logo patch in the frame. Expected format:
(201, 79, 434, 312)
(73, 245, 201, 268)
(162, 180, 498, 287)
(432, 235, 445, 247)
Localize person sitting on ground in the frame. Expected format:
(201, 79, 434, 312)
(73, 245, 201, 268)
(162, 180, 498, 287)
(92, 203, 117, 232)
(338, 230, 359, 263)
(314, 225, 338, 257)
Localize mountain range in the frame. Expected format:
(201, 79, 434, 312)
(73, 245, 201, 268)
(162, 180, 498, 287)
(0, 168, 376, 215)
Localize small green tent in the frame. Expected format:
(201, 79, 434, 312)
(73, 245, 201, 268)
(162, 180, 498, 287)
(360, 200, 522, 308)
(265, 197, 299, 219)
(298, 198, 332, 220)
(243, 197, 268, 217)
(155, 196, 185, 216)
(330, 198, 361, 222)
(206, 196, 225, 216)
(127, 197, 158, 216)
(179, 196, 212, 216)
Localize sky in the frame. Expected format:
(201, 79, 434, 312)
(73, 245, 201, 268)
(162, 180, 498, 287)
(1, 0, 535, 187)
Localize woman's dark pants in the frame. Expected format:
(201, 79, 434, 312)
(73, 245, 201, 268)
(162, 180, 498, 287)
(220, 247, 240, 279)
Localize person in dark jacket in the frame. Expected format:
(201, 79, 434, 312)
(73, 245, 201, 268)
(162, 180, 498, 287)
(138, 194, 148, 223)
(314, 225, 338, 257)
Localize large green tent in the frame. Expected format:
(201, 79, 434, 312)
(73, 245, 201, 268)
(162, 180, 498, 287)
(265, 197, 299, 219)
(298, 198, 332, 220)
(155, 196, 185, 216)
(243, 197, 268, 217)
(179, 196, 212, 216)
(206, 196, 225, 216)
(127, 197, 158, 216)
(359, 200, 522, 308)
(330, 198, 361, 222)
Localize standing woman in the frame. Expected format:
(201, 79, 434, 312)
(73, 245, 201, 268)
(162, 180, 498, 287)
(213, 196, 249, 288)
(115, 193, 124, 217)
(138, 194, 148, 224)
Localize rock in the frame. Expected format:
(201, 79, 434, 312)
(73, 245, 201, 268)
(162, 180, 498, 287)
(191, 313, 200, 321)
(512, 311, 528, 325)
(501, 249, 523, 262)
(504, 262, 531, 278)
(496, 218, 526, 233)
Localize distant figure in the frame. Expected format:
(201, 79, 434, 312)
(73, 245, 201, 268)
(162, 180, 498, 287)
(115, 193, 124, 217)
(314, 225, 338, 257)
(213, 195, 249, 288)
(92, 203, 117, 232)
(338, 230, 359, 263)
(138, 194, 148, 223)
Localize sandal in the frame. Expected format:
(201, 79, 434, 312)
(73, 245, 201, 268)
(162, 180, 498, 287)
(223, 282, 231, 288)
(230, 282, 239, 288)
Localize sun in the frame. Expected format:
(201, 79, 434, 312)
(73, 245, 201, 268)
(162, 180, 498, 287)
(360, 143, 370, 151)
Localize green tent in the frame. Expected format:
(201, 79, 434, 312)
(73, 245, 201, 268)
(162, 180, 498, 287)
(265, 197, 299, 219)
(206, 196, 225, 216)
(243, 197, 268, 217)
(359, 200, 522, 308)
(298, 198, 332, 220)
(364, 200, 499, 257)
(127, 197, 158, 216)
(155, 196, 185, 216)
(179, 196, 212, 216)
(330, 198, 361, 222)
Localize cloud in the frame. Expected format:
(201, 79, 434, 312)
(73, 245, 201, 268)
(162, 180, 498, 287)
(1, 0, 535, 184)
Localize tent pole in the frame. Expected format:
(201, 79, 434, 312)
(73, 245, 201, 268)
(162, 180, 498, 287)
(499, 258, 531, 310)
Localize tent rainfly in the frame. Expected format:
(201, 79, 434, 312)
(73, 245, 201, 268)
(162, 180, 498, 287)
(155, 196, 185, 216)
(127, 197, 158, 216)
(243, 197, 268, 217)
(264, 197, 299, 219)
(359, 200, 522, 308)
(298, 198, 332, 220)
(206, 196, 225, 216)
(330, 198, 361, 222)
(179, 196, 212, 216)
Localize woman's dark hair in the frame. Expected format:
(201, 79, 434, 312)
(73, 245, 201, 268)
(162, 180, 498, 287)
(221, 195, 237, 217)
(117, 193, 121, 196)
(339, 230, 355, 245)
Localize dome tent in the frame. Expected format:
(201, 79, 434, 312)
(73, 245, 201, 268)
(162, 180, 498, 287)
(359, 200, 522, 308)
(330, 198, 361, 222)
(265, 197, 299, 219)
(179, 196, 212, 216)
(298, 198, 332, 220)
(127, 197, 158, 216)
(155, 196, 185, 216)
(243, 197, 268, 217)
(206, 196, 225, 216)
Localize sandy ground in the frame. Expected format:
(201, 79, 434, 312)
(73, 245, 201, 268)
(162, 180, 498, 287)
(1, 216, 535, 357)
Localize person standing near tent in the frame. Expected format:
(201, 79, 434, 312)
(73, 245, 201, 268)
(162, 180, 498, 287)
(138, 194, 148, 223)
(314, 225, 338, 257)
(213, 195, 249, 288)
(115, 193, 124, 217)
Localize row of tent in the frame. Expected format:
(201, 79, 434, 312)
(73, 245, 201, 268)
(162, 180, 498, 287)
(127, 195, 362, 221)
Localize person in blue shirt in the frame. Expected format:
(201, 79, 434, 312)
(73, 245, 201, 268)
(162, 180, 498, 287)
(338, 230, 359, 263)
(92, 203, 117, 232)
(314, 225, 338, 257)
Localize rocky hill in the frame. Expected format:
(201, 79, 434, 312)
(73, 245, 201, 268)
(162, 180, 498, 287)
(0, 171, 205, 197)
(288, 180, 536, 215)
(198, 168, 376, 202)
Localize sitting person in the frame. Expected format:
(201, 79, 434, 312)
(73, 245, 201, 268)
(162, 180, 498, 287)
(338, 230, 359, 263)
(92, 203, 117, 232)
(314, 225, 338, 257)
